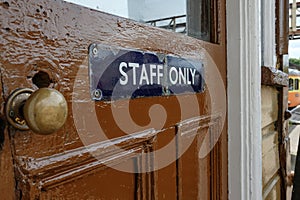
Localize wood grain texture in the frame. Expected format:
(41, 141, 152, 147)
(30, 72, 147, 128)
(261, 86, 279, 128)
(262, 131, 280, 187)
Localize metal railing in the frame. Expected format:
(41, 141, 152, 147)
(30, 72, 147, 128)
(145, 15, 187, 33)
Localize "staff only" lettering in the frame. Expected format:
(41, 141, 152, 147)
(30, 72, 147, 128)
(119, 62, 196, 86)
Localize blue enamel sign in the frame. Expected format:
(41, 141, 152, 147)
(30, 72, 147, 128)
(89, 44, 204, 101)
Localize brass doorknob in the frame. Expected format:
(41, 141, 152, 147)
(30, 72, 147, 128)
(6, 88, 68, 135)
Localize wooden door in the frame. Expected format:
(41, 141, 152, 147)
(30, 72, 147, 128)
(0, 0, 227, 199)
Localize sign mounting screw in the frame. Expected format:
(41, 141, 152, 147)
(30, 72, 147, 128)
(92, 89, 103, 101)
(92, 47, 98, 55)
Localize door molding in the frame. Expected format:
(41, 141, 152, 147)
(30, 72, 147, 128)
(227, 0, 262, 199)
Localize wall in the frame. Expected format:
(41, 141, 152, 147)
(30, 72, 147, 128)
(64, 0, 129, 18)
(128, 0, 186, 21)
(64, 0, 186, 22)
(261, 86, 282, 199)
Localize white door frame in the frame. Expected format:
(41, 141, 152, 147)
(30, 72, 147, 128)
(227, 0, 263, 199)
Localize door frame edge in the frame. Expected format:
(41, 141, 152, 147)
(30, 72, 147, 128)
(226, 0, 263, 199)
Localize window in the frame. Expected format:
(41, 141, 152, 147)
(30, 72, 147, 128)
(289, 78, 294, 91)
(187, 0, 219, 43)
(296, 79, 299, 90)
(65, 0, 219, 43)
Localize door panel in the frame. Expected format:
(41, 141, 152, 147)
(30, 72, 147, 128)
(0, 0, 227, 199)
(41, 167, 136, 199)
(177, 115, 222, 199)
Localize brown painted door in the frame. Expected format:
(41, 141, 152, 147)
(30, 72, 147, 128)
(0, 0, 227, 199)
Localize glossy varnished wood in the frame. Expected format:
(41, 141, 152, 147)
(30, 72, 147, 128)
(0, 0, 227, 199)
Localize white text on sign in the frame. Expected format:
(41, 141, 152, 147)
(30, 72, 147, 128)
(119, 62, 196, 86)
